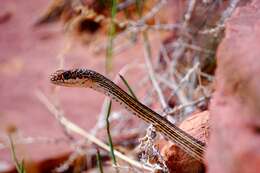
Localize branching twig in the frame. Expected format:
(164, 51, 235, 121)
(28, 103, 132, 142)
(167, 95, 211, 116)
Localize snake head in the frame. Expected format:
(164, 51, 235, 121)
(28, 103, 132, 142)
(50, 69, 95, 87)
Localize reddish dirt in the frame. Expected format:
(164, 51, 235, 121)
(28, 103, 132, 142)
(0, 0, 169, 172)
(206, 0, 260, 173)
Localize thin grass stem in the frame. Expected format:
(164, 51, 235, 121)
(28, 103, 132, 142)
(105, 100, 118, 168)
(106, 0, 118, 72)
(9, 135, 26, 173)
(119, 74, 138, 100)
(96, 148, 104, 173)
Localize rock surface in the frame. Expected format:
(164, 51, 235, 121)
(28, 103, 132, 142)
(206, 1, 260, 173)
(161, 111, 209, 173)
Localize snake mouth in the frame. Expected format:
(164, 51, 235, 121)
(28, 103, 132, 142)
(49, 74, 58, 83)
(49, 76, 80, 87)
(49, 69, 69, 85)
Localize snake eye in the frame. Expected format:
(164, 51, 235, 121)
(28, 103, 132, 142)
(63, 71, 71, 80)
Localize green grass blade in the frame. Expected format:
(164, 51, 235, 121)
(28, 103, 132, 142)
(9, 135, 26, 173)
(119, 74, 138, 100)
(106, 0, 118, 73)
(135, 0, 143, 17)
(96, 149, 104, 173)
(105, 100, 117, 166)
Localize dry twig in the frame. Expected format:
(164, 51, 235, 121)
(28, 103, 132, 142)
(142, 32, 168, 110)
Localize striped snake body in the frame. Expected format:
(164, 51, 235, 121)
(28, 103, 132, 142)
(50, 69, 205, 162)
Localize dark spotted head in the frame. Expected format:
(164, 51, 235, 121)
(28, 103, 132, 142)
(50, 69, 99, 87)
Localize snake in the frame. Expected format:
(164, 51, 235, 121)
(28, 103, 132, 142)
(50, 68, 206, 162)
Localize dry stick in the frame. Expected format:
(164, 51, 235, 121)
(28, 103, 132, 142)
(184, 0, 197, 26)
(128, 23, 183, 33)
(0, 136, 67, 150)
(117, 0, 135, 11)
(200, 0, 240, 35)
(188, 59, 200, 98)
(138, 0, 167, 25)
(35, 91, 153, 172)
(181, 42, 215, 55)
(174, 62, 200, 94)
(156, 75, 189, 105)
(142, 32, 168, 110)
(55, 149, 82, 172)
(56, 35, 72, 69)
(199, 24, 225, 35)
(199, 71, 214, 81)
(167, 95, 211, 116)
(219, 0, 240, 25)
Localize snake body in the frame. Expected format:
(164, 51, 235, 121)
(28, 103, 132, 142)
(50, 69, 205, 162)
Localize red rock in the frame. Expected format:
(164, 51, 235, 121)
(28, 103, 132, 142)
(161, 111, 209, 173)
(206, 1, 260, 173)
